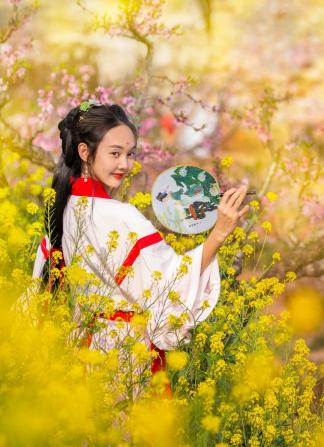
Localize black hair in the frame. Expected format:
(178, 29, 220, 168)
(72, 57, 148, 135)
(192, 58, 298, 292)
(45, 103, 138, 249)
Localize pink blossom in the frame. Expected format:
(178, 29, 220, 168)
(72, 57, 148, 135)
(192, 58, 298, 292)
(95, 86, 114, 104)
(37, 90, 54, 114)
(32, 133, 60, 152)
(302, 198, 324, 224)
(57, 105, 69, 117)
(138, 140, 174, 164)
(139, 117, 157, 136)
(121, 96, 136, 114)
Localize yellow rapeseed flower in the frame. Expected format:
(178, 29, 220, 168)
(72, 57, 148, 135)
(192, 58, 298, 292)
(233, 227, 246, 240)
(107, 230, 119, 251)
(266, 191, 278, 202)
(76, 196, 89, 208)
(130, 160, 142, 175)
(168, 313, 188, 330)
(285, 271, 296, 282)
(132, 341, 150, 362)
(272, 251, 281, 263)
(242, 244, 254, 257)
(182, 254, 192, 264)
(220, 156, 233, 168)
(247, 231, 259, 241)
(128, 192, 151, 209)
(29, 183, 42, 196)
(131, 314, 148, 332)
(66, 264, 90, 286)
(230, 433, 243, 446)
(42, 187, 56, 206)
(261, 220, 272, 232)
(226, 267, 236, 276)
(197, 378, 215, 400)
(210, 332, 225, 354)
(0, 187, 9, 199)
(8, 227, 28, 250)
(142, 288, 152, 299)
(201, 414, 220, 433)
(127, 231, 138, 242)
(27, 222, 43, 238)
(152, 270, 163, 281)
(150, 370, 170, 394)
(250, 200, 260, 210)
(195, 332, 207, 349)
(177, 263, 189, 276)
(26, 202, 40, 215)
(167, 351, 188, 371)
(78, 348, 104, 365)
(168, 290, 181, 303)
(129, 398, 181, 447)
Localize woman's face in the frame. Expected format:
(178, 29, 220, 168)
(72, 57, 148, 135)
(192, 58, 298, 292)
(88, 124, 137, 193)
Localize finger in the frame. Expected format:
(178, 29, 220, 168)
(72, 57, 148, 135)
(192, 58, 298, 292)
(220, 188, 238, 204)
(238, 204, 250, 218)
(221, 189, 240, 207)
(232, 186, 248, 209)
(226, 187, 246, 208)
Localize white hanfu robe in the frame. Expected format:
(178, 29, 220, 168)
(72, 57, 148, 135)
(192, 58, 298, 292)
(33, 177, 221, 353)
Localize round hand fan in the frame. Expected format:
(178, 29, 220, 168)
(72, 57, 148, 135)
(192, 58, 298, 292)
(151, 165, 221, 234)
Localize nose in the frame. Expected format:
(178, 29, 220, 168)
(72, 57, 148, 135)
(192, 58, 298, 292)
(118, 155, 130, 171)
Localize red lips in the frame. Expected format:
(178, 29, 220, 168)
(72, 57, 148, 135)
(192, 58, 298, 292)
(112, 173, 124, 179)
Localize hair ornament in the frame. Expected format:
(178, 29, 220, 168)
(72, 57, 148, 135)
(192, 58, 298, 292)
(79, 99, 102, 112)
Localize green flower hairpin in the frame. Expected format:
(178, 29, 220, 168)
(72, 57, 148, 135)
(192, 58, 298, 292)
(79, 99, 102, 112)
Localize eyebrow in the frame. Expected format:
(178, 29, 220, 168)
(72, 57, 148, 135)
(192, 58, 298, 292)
(107, 145, 137, 150)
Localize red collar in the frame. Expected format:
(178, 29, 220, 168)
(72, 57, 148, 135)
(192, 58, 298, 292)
(70, 177, 112, 199)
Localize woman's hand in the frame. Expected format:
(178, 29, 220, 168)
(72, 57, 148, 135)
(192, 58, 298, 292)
(214, 185, 250, 243)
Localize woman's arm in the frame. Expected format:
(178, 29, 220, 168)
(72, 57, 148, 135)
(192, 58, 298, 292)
(201, 185, 249, 275)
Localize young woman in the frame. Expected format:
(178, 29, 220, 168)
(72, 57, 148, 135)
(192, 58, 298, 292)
(32, 101, 249, 377)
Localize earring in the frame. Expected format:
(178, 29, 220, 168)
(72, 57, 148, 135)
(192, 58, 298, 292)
(83, 164, 89, 183)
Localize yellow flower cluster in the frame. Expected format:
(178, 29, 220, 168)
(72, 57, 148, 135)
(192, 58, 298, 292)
(128, 191, 152, 209)
(201, 414, 220, 433)
(220, 156, 233, 168)
(167, 350, 188, 370)
(261, 220, 272, 232)
(168, 290, 181, 303)
(42, 187, 56, 206)
(266, 191, 278, 202)
(272, 251, 281, 262)
(107, 229, 119, 251)
(26, 202, 40, 215)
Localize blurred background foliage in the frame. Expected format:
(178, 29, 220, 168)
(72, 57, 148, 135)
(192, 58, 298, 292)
(0, 1, 323, 445)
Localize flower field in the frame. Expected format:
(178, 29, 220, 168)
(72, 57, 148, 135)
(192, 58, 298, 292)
(0, 1, 323, 445)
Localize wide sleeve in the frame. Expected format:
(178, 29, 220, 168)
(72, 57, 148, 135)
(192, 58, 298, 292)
(114, 204, 221, 351)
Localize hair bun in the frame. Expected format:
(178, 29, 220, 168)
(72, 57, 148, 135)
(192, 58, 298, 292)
(58, 107, 80, 167)
(58, 107, 80, 138)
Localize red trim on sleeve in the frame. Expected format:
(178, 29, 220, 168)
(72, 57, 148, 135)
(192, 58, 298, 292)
(41, 237, 49, 260)
(70, 176, 112, 199)
(114, 231, 163, 285)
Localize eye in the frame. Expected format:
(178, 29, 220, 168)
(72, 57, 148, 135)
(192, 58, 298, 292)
(111, 152, 120, 158)
(128, 151, 137, 158)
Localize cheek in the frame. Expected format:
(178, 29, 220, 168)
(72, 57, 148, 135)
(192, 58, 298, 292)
(95, 153, 113, 169)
